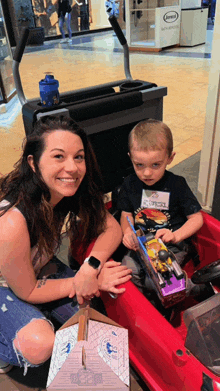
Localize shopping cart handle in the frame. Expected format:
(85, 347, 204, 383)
(13, 27, 30, 63)
(108, 15, 127, 46)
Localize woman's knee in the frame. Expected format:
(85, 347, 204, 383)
(14, 319, 55, 365)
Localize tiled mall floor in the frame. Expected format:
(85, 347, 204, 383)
(0, 19, 214, 390)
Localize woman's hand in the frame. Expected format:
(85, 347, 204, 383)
(68, 278, 76, 299)
(98, 261, 132, 294)
(70, 263, 100, 305)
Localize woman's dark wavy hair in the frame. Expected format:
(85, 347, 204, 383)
(0, 115, 107, 257)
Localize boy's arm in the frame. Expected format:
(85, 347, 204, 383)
(120, 211, 139, 250)
(155, 211, 203, 244)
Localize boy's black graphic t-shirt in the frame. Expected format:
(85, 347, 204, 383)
(117, 170, 201, 236)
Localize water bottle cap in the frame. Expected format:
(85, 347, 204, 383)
(40, 74, 58, 85)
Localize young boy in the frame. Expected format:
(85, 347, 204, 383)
(117, 119, 213, 303)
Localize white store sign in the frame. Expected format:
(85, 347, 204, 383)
(155, 6, 181, 49)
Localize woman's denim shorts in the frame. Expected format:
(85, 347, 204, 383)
(0, 257, 78, 373)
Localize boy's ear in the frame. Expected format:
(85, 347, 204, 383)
(168, 151, 176, 165)
(27, 155, 36, 173)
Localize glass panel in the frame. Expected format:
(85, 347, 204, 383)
(162, 0, 179, 6)
(130, 9, 156, 46)
(6, 0, 113, 40)
(129, 0, 178, 9)
(30, 0, 113, 38)
(130, 0, 158, 10)
(0, 2, 15, 103)
(30, 0, 94, 38)
(31, 0, 73, 38)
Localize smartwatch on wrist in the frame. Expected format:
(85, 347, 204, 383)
(84, 256, 101, 273)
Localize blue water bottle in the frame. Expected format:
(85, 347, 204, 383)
(39, 74, 60, 107)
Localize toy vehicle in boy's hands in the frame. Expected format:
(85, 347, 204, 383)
(129, 219, 186, 308)
(144, 238, 184, 284)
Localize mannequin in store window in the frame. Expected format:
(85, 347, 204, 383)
(74, 0, 92, 31)
(32, 0, 53, 36)
(79, 0, 90, 31)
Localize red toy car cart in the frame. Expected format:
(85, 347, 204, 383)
(74, 211, 220, 391)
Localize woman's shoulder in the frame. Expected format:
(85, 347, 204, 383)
(0, 202, 29, 240)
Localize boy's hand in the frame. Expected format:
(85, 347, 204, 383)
(155, 228, 177, 243)
(156, 212, 203, 244)
(123, 231, 139, 251)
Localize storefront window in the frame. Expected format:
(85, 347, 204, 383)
(31, 0, 110, 38)
(31, 1, 59, 37)
(2, 0, 112, 44)
(0, 2, 15, 104)
(30, 0, 92, 37)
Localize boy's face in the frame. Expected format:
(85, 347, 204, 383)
(129, 144, 175, 187)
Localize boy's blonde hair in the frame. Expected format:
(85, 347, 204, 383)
(128, 119, 173, 157)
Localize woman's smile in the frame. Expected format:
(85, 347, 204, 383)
(57, 177, 77, 182)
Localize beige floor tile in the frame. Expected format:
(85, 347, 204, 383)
(174, 139, 203, 156)
(168, 152, 191, 168)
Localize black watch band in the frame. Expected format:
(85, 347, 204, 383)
(84, 256, 101, 271)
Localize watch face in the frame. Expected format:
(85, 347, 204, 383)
(88, 256, 101, 269)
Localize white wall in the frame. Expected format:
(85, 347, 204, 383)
(197, 2, 220, 212)
(90, 0, 110, 29)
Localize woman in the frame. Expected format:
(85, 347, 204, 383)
(0, 115, 131, 374)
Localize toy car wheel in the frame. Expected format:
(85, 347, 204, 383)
(192, 259, 220, 284)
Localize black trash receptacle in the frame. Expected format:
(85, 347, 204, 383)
(27, 27, 45, 45)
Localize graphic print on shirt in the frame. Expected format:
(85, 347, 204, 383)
(134, 190, 171, 234)
(134, 208, 171, 234)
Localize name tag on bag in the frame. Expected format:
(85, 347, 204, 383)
(141, 190, 170, 210)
